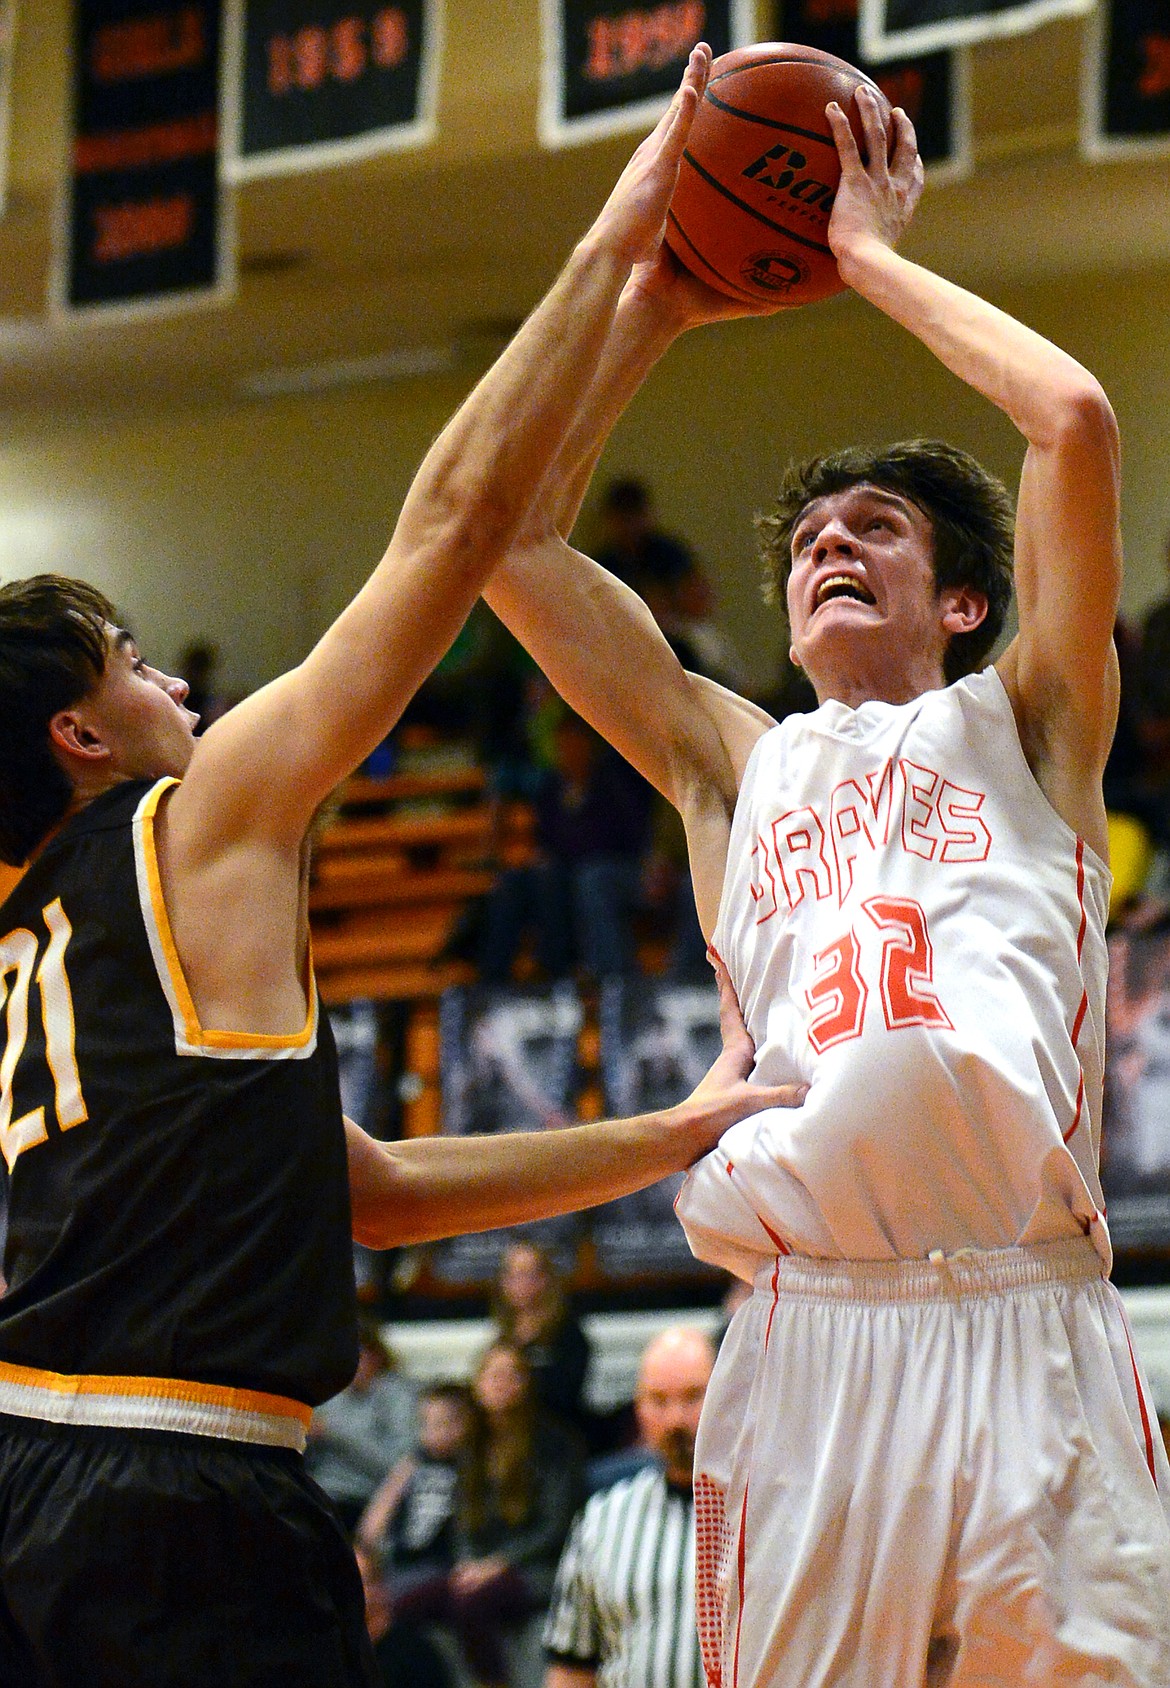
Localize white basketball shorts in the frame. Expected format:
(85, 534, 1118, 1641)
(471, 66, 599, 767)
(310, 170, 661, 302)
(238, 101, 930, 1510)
(693, 1237, 1170, 1688)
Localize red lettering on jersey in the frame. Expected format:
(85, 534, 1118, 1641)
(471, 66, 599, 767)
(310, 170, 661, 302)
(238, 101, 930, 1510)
(899, 760, 941, 861)
(772, 806, 832, 911)
(749, 837, 779, 925)
(828, 780, 868, 905)
(937, 779, 992, 861)
(828, 759, 895, 904)
(865, 759, 895, 843)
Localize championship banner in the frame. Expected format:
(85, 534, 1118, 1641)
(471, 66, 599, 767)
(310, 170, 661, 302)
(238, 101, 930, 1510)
(226, 0, 441, 179)
(857, 0, 1089, 63)
(430, 983, 585, 1284)
(779, 0, 968, 177)
(55, 0, 232, 319)
(590, 976, 723, 1275)
(541, 0, 755, 146)
(1102, 918, 1170, 1255)
(1082, 0, 1170, 158)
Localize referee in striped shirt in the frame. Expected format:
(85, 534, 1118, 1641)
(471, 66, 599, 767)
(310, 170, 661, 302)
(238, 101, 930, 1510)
(543, 1327, 715, 1688)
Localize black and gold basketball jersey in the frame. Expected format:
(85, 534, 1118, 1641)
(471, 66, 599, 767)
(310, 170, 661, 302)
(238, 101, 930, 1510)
(0, 777, 358, 1410)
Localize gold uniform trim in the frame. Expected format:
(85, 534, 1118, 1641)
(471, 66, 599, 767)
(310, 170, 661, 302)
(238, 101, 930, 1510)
(135, 778, 317, 1055)
(0, 1357, 311, 1425)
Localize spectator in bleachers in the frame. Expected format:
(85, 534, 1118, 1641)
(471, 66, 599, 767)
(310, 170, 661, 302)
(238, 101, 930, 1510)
(358, 1382, 474, 1583)
(492, 1242, 592, 1435)
(176, 639, 232, 736)
(356, 1383, 475, 1688)
(478, 711, 653, 983)
(392, 1341, 584, 1688)
(593, 478, 696, 601)
(543, 1326, 715, 1688)
(305, 1312, 417, 1532)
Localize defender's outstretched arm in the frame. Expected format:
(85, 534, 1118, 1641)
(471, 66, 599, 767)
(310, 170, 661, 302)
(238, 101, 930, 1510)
(345, 956, 806, 1247)
(171, 48, 714, 857)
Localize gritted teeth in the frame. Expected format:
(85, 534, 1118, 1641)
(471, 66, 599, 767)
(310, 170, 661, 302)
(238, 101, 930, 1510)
(815, 574, 876, 608)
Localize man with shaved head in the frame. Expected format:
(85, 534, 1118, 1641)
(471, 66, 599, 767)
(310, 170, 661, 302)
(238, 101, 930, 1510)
(544, 1325, 715, 1688)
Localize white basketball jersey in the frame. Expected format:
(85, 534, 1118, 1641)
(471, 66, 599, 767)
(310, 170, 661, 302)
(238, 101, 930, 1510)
(675, 665, 1112, 1275)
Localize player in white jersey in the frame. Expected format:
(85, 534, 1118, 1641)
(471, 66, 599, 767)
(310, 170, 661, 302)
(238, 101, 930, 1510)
(480, 71, 1170, 1688)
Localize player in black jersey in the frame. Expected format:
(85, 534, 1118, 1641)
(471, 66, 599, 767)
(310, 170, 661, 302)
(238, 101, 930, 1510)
(0, 48, 801, 1688)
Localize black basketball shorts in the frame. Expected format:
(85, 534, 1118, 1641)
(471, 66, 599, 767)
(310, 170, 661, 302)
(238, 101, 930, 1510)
(0, 1413, 380, 1688)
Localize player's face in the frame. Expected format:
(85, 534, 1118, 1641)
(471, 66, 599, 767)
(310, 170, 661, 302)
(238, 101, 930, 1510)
(786, 484, 958, 706)
(84, 627, 200, 780)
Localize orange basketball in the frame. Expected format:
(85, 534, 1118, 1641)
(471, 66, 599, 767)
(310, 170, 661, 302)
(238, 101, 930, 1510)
(665, 43, 891, 309)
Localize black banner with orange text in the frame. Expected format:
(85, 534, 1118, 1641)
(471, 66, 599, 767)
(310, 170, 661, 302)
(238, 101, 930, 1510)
(541, 0, 754, 144)
(1083, 0, 1170, 157)
(229, 0, 439, 177)
(778, 0, 966, 174)
(57, 0, 231, 317)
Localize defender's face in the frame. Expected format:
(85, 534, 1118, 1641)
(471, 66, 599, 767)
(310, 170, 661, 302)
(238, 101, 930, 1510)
(87, 627, 199, 780)
(786, 484, 947, 703)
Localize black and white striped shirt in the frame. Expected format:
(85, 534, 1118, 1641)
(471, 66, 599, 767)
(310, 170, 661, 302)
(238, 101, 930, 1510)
(544, 1464, 701, 1688)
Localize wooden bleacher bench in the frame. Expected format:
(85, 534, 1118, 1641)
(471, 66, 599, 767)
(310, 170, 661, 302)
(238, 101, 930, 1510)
(310, 764, 533, 1006)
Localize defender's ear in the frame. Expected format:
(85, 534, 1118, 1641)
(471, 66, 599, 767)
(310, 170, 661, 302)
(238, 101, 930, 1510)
(789, 645, 803, 670)
(49, 709, 110, 763)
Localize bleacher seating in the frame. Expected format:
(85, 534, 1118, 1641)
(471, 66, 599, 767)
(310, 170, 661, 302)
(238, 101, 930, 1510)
(310, 767, 534, 1008)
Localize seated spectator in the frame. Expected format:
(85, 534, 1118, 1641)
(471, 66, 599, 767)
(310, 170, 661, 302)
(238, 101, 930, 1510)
(593, 477, 696, 599)
(358, 1383, 474, 1583)
(478, 712, 653, 982)
(392, 1341, 584, 1688)
(305, 1312, 417, 1532)
(491, 1242, 592, 1435)
(176, 639, 232, 735)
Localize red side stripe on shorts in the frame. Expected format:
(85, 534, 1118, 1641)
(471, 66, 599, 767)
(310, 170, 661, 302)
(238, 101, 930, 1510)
(1071, 989, 1088, 1047)
(757, 1214, 790, 1256)
(1121, 1312, 1158, 1486)
(732, 1482, 750, 1688)
(763, 1254, 781, 1352)
(1063, 1071, 1084, 1144)
(1075, 838, 1087, 961)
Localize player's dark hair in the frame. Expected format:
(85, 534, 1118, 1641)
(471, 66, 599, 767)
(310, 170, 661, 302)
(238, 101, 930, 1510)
(756, 440, 1015, 684)
(0, 575, 116, 866)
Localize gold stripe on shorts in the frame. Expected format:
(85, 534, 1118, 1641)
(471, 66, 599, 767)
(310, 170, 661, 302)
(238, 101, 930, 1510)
(0, 1359, 312, 1451)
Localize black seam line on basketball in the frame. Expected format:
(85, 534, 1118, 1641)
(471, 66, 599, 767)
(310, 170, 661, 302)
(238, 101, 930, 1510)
(679, 152, 834, 257)
(666, 210, 758, 303)
(703, 90, 835, 148)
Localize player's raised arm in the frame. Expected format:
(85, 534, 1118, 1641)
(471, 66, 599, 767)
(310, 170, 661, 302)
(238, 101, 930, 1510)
(169, 48, 714, 857)
(826, 89, 1121, 851)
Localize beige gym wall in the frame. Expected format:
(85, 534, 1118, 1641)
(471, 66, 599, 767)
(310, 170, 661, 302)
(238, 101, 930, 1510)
(0, 259, 1164, 700)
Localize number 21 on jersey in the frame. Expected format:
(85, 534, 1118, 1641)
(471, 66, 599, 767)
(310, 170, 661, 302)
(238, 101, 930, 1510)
(0, 898, 87, 1172)
(806, 895, 951, 1053)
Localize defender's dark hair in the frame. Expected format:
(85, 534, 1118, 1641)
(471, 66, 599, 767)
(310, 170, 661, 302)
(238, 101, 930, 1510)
(756, 440, 1015, 685)
(0, 575, 116, 866)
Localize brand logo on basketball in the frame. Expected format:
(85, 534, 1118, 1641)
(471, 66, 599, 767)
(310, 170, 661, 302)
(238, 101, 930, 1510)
(742, 143, 836, 218)
(742, 251, 807, 294)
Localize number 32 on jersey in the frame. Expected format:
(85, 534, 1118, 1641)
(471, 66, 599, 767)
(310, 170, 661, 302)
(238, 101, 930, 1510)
(0, 899, 87, 1172)
(806, 895, 951, 1053)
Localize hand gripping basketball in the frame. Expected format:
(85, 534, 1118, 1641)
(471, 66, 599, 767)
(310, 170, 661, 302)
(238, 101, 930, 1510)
(664, 44, 907, 310)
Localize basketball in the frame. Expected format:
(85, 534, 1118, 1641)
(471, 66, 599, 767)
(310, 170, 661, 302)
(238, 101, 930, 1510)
(665, 44, 892, 309)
